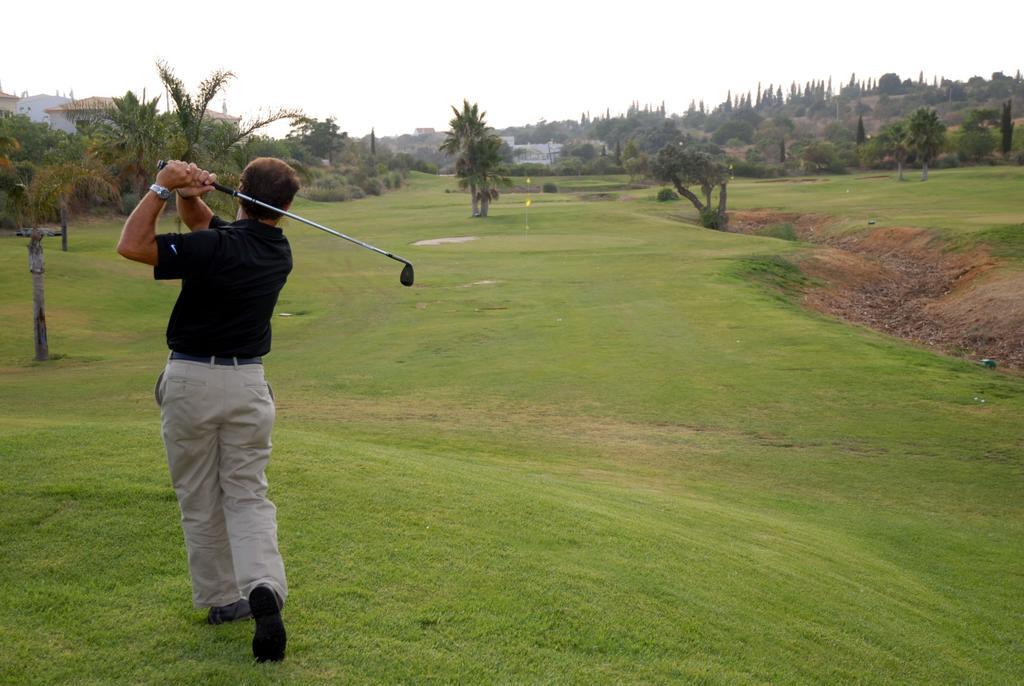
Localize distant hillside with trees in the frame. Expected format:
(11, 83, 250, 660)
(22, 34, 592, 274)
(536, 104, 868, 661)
(394, 70, 1022, 178)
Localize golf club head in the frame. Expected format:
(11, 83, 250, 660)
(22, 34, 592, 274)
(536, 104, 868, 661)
(400, 262, 415, 287)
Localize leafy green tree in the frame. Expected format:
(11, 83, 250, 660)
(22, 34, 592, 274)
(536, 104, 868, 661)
(711, 120, 755, 145)
(288, 117, 347, 164)
(957, 109, 998, 162)
(0, 116, 70, 164)
(623, 152, 649, 182)
(877, 73, 904, 95)
(908, 108, 946, 180)
(800, 141, 844, 174)
(651, 144, 729, 229)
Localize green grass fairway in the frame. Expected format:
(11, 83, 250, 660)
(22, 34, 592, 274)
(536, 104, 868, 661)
(1, 169, 1022, 684)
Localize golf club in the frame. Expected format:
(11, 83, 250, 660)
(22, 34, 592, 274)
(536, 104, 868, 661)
(157, 160, 414, 286)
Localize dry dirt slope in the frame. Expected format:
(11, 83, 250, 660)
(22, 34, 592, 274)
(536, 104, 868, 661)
(730, 210, 1024, 369)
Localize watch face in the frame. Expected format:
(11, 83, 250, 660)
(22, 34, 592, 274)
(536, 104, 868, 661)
(151, 184, 170, 199)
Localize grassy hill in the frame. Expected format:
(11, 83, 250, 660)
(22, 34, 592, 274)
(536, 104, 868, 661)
(1, 170, 1021, 684)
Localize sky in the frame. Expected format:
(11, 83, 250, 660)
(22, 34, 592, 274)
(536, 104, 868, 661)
(3, 0, 1021, 139)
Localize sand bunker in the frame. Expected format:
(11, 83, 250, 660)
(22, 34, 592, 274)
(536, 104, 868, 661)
(413, 236, 479, 246)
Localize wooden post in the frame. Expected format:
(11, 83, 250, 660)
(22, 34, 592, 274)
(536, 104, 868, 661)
(60, 199, 68, 252)
(28, 230, 49, 361)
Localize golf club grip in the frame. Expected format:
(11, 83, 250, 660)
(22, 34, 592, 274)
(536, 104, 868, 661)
(157, 161, 237, 196)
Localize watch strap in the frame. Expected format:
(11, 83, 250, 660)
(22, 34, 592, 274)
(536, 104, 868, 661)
(149, 183, 171, 200)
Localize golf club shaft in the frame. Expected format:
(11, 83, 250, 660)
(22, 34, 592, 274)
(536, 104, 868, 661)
(157, 161, 412, 269)
(216, 183, 411, 268)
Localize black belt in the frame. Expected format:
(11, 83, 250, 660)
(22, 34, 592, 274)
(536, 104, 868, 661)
(170, 352, 263, 365)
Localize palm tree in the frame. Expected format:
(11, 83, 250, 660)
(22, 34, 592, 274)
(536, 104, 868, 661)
(461, 136, 509, 218)
(24, 160, 118, 360)
(908, 108, 946, 181)
(878, 122, 910, 181)
(157, 60, 301, 166)
(93, 91, 165, 198)
(440, 100, 487, 216)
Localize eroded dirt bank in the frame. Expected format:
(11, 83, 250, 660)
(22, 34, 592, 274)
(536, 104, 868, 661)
(730, 211, 1024, 369)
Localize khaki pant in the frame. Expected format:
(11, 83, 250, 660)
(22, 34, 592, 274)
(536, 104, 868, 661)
(155, 358, 287, 608)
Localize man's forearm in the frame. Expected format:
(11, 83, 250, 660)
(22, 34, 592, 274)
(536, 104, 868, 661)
(116, 190, 164, 265)
(177, 194, 214, 231)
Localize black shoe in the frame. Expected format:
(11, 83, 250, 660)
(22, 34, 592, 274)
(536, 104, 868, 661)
(250, 586, 286, 663)
(207, 599, 252, 625)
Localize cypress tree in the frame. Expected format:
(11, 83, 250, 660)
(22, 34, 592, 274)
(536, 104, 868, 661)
(779, 137, 786, 163)
(370, 128, 376, 156)
(1001, 100, 1014, 155)
(614, 140, 621, 164)
(856, 116, 867, 145)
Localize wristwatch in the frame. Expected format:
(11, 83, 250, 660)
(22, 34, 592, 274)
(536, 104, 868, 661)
(149, 183, 172, 200)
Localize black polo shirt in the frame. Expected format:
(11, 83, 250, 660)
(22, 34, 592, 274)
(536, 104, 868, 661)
(154, 216, 292, 357)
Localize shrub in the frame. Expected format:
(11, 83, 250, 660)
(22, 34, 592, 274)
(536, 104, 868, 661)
(542, 182, 558, 193)
(934, 153, 960, 169)
(700, 207, 723, 229)
(759, 222, 798, 241)
(360, 178, 383, 196)
(731, 160, 780, 178)
(389, 172, 403, 190)
(303, 185, 350, 202)
(348, 185, 366, 200)
(656, 188, 677, 201)
(712, 120, 755, 145)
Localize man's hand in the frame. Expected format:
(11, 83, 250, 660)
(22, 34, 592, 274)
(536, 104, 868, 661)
(155, 161, 217, 198)
(177, 164, 218, 199)
(155, 160, 193, 192)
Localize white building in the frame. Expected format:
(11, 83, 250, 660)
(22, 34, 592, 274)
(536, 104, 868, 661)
(16, 94, 71, 124)
(0, 89, 18, 116)
(513, 141, 563, 165)
(45, 96, 114, 133)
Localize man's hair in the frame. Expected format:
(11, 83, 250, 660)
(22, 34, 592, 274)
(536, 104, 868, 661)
(238, 157, 300, 221)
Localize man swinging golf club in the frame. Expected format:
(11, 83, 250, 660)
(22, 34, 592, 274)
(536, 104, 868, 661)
(117, 157, 298, 662)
